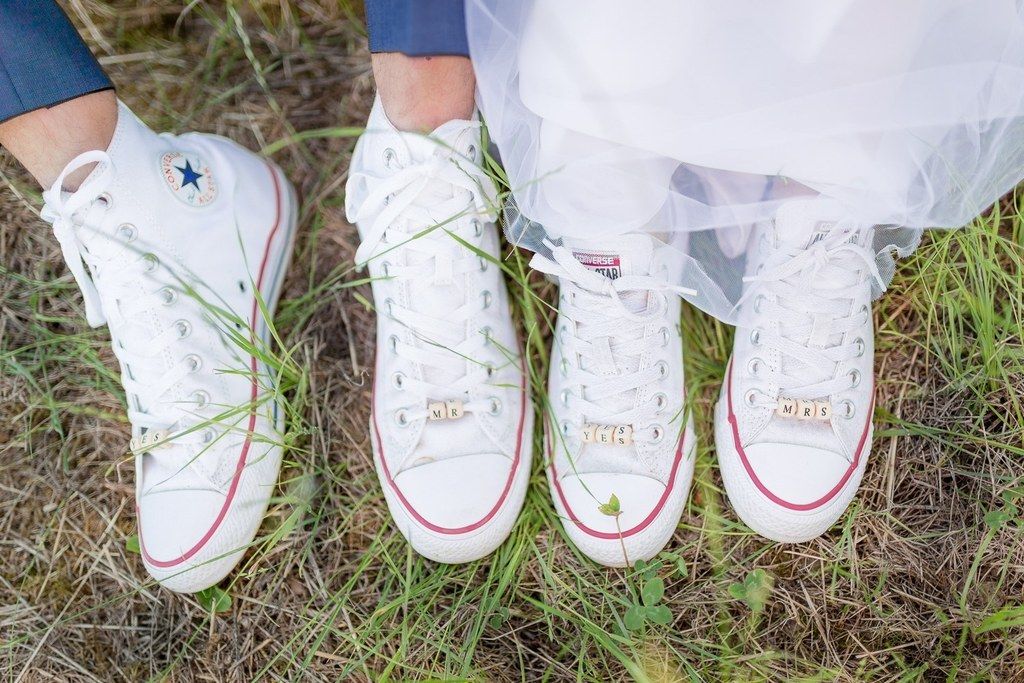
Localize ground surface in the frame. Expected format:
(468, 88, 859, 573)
(2, 3, 1024, 681)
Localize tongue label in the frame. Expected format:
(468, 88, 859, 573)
(808, 221, 836, 245)
(573, 251, 622, 280)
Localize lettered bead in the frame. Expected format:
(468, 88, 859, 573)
(796, 399, 816, 420)
(581, 423, 597, 443)
(613, 425, 633, 446)
(815, 401, 831, 420)
(428, 401, 446, 421)
(596, 425, 615, 444)
(445, 400, 464, 419)
(777, 398, 798, 418)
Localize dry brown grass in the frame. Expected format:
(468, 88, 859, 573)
(2, 2, 1024, 681)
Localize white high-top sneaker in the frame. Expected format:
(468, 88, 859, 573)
(345, 100, 533, 563)
(41, 103, 297, 592)
(715, 199, 881, 543)
(530, 234, 696, 567)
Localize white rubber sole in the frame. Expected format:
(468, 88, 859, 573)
(546, 420, 697, 568)
(713, 397, 871, 543)
(371, 409, 534, 564)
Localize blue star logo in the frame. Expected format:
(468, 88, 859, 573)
(175, 160, 204, 191)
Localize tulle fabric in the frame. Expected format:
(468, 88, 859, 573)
(466, 0, 1024, 323)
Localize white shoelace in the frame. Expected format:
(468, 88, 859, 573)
(530, 243, 695, 445)
(741, 227, 885, 407)
(351, 149, 501, 421)
(42, 151, 211, 441)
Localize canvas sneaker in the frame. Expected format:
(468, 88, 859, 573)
(41, 102, 298, 592)
(530, 234, 696, 567)
(345, 99, 533, 563)
(715, 199, 880, 543)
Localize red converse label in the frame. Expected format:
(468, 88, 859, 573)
(572, 251, 622, 280)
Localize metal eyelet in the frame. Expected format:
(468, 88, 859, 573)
(754, 295, 767, 314)
(560, 420, 572, 437)
(848, 369, 861, 388)
(747, 357, 763, 377)
(652, 393, 668, 412)
(854, 337, 866, 357)
(485, 364, 495, 379)
(750, 328, 762, 346)
(560, 389, 572, 407)
(381, 261, 392, 278)
(174, 320, 191, 339)
(559, 357, 570, 377)
(383, 147, 398, 169)
(836, 399, 855, 419)
(201, 428, 215, 444)
(159, 287, 177, 305)
(388, 335, 399, 354)
(99, 192, 114, 208)
(392, 372, 406, 390)
(481, 290, 492, 309)
(185, 354, 202, 372)
(488, 397, 502, 415)
(472, 219, 483, 237)
(384, 298, 396, 319)
(192, 390, 210, 409)
(394, 409, 410, 427)
(859, 305, 870, 319)
(480, 326, 492, 345)
(142, 254, 159, 273)
(654, 361, 669, 379)
(650, 425, 665, 444)
(659, 327, 670, 347)
(744, 389, 760, 407)
(467, 143, 477, 158)
(478, 256, 488, 272)
(117, 223, 137, 242)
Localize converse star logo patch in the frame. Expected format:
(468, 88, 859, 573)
(160, 152, 217, 207)
(572, 251, 622, 280)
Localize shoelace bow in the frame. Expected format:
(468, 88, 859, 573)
(41, 151, 213, 443)
(741, 228, 885, 405)
(351, 148, 502, 420)
(530, 242, 695, 444)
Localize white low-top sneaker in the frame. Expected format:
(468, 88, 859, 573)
(40, 103, 298, 592)
(345, 100, 533, 563)
(530, 234, 696, 567)
(716, 199, 882, 543)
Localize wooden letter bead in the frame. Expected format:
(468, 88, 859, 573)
(596, 425, 615, 444)
(776, 398, 797, 418)
(445, 400, 464, 419)
(613, 425, 633, 446)
(797, 399, 816, 420)
(428, 402, 446, 421)
(815, 401, 831, 420)
(581, 423, 598, 443)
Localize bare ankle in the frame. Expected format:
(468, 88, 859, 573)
(371, 54, 475, 132)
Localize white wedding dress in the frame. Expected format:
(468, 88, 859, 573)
(467, 0, 1024, 322)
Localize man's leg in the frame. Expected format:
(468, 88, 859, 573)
(365, 0, 475, 131)
(0, 0, 116, 189)
(348, 0, 535, 564)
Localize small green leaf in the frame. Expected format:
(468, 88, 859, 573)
(125, 535, 141, 554)
(488, 606, 510, 630)
(977, 604, 1024, 634)
(985, 507, 1013, 530)
(729, 569, 773, 613)
(641, 577, 665, 607)
(598, 494, 621, 517)
(646, 605, 673, 626)
(195, 586, 232, 614)
(623, 604, 646, 631)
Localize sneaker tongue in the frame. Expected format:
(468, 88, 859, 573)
(563, 233, 654, 314)
(774, 199, 850, 249)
